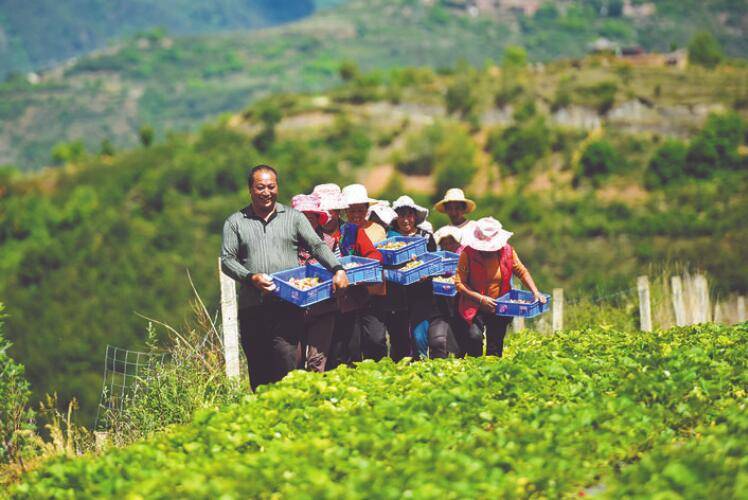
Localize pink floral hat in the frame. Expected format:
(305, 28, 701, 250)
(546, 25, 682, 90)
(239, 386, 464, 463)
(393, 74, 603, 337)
(462, 217, 513, 252)
(292, 194, 329, 226)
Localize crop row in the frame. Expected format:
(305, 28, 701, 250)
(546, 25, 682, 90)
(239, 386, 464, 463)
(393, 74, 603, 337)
(12, 323, 747, 498)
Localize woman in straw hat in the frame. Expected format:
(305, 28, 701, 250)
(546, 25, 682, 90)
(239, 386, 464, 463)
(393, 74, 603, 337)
(291, 194, 341, 373)
(384, 195, 438, 361)
(455, 217, 546, 357)
(434, 188, 477, 238)
(328, 184, 388, 365)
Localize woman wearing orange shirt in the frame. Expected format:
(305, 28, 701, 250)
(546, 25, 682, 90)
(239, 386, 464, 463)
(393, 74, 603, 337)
(454, 217, 546, 357)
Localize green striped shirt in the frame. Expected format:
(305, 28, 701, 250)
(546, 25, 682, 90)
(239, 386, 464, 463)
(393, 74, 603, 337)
(220, 202, 342, 309)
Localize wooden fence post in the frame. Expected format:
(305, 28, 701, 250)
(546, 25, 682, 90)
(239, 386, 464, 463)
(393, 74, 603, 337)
(738, 296, 746, 323)
(218, 257, 240, 379)
(671, 276, 687, 327)
(552, 288, 564, 333)
(693, 274, 710, 324)
(637, 276, 652, 332)
(513, 316, 525, 333)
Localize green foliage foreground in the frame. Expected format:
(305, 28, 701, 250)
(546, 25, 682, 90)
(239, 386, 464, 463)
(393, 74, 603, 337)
(12, 323, 747, 498)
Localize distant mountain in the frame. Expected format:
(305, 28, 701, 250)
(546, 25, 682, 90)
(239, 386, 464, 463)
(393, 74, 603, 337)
(0, 0, 321, 77)
(1, 0, 746, 169)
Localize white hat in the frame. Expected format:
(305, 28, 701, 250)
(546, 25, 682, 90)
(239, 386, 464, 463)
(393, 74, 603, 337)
(462, 217, 513, 252)
(434, 226, 462, 245)
(312, 183, 348, 211)
(342, 184, 377, 206)
(392, 195, 429, 225)
(418, 221, 434, 233)
(368, 201, 398, 226)
(434, 188, 477, 214)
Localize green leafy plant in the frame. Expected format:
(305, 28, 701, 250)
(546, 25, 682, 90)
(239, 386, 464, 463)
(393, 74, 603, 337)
(0, 304, 35, 468)
(12, 323, 748, 498)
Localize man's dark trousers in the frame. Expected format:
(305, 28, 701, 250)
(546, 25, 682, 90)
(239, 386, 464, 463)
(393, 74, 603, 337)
(238, 300, 304, 390)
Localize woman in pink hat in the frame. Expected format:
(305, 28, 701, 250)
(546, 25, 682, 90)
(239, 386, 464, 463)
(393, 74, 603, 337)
(455, 217, 546, 357)
(291, 194, 340, 373)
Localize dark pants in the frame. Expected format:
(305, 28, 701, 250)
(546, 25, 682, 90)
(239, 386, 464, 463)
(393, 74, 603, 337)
(428, 317, 461, 358)
(463, 313, 512, 357)
(383, 310, 411, 362)
(328, 311, 360, 369)
(359, 309, 388, 361)
(238, 301, 304, 390)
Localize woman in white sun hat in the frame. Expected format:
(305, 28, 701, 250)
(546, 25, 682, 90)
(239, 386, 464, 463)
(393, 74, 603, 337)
(384, 195, 437, 361)
(329, 184, 388, 365)
(434, 188, 477, 239)
(455, 217, 546, 357)
(368, 201, 398, 230)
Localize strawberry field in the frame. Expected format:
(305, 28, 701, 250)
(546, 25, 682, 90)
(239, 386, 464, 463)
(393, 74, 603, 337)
(11, 323, 747, 498)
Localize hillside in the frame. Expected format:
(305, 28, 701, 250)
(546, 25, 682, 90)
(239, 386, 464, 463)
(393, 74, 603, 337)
(1, 54, 746, 424)
(0, 0, 324, 77)
(2, 0, 747, 169)
(11, 324, 748, 497)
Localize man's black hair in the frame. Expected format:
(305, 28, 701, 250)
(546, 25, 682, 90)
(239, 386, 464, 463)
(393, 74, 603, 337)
(248, 164, 278, 187)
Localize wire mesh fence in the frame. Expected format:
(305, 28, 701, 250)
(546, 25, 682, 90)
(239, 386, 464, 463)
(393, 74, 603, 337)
(94, 345, 167, 431)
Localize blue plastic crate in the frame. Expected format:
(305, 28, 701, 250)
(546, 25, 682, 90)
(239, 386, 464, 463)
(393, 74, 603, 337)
(494, 289, 551, 318)
(432, 250, 460, 276)
(432, 277, 457, 297)
(312, 256, 382, 285)
(384, 253, 442, 286)
(375, 236, 428, 266)
(271, 265, 334, 308)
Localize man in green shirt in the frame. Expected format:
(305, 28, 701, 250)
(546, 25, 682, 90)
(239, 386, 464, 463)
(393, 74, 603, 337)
(221, 164, 348, 389)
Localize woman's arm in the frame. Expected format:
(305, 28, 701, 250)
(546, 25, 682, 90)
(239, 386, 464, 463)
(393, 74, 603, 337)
(356, 228, 383, 262)
(512, 249, 547, 303)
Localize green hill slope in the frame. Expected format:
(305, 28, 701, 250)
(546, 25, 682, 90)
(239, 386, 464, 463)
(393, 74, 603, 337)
(2, 0, 746, 169)
(0, 0, 321, 77)
(11, 324, 748, 498)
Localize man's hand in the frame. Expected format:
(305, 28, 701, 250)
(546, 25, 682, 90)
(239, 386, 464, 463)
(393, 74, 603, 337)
(533, 291, 547, 304)
(251, 273, 277, 294)
(332, 270, 350, 292)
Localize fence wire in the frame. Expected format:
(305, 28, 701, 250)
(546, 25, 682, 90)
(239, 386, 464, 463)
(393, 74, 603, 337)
(94, 345, 167, 431)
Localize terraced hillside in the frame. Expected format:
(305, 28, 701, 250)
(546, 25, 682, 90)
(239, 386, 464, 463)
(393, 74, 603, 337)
(2, 0, 746, 169)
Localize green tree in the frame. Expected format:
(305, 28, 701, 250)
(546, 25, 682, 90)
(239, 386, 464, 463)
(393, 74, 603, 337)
(51, 140, 86, 165)
(578, 139, 620, 184)
(0, 303, 36, 466)
(445, 78, 477, 118)
(685, 112, 743, 177)
(339, 60, 361, 82)
(502, 45, 527, 71)
(433, 125, 478, 198)
(487, 115, 550, 175)
(645, 140, 688, 188)
(139, 125, 155, 148)
(688, 32, 724, 69)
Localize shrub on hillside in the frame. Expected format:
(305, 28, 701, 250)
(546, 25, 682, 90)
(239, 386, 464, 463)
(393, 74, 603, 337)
(445, 77, 477, 118)
(487, 115, 550, 175)
(587, 81, 618, 115)
(0, 304, 36, 467)
(577, 139, 621, 185)
(433, 124, 478, 197)
(645, 140, 688, 188)
(393, 124, 447, 175)
(688, 31, 724, 69)
(685, 111, 743, 178)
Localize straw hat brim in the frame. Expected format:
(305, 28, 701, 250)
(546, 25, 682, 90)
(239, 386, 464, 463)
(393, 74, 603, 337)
(434, 197, 477, 214)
